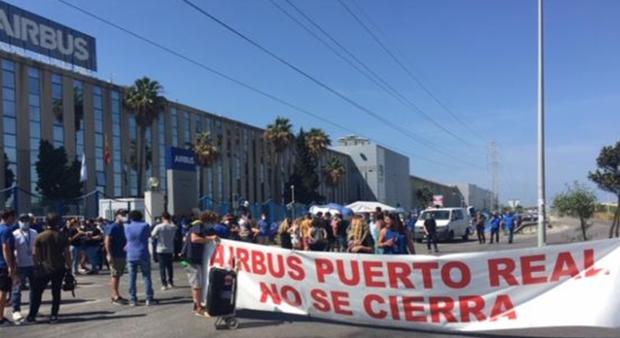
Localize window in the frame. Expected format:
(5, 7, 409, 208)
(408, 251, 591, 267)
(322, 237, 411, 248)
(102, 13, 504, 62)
(93, 86, 105, 192)
(2, 60, 17, 206)
(128, 114, 137, 196)
(74, 80, 84, 158)
(170, 107, 178, 147)
(111, 91, 122, 196)
(158, 111, 167, 192)
(27, 67, 41, 197)
(183, 111, 191, 147)
(51, 74, 64, 147)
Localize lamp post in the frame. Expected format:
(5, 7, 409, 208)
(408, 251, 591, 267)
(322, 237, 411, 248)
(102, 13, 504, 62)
(537, 0, 547, 248)
(290, 185, 295, 220)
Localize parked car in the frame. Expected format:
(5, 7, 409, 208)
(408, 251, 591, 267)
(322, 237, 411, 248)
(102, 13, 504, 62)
(414, 208, 471, 242)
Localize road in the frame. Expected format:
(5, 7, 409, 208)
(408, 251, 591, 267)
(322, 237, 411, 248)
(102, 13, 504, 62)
(2, 217, 618, 338)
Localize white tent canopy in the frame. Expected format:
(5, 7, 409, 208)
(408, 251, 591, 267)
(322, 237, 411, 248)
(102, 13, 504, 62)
(346, 201, 397, 214)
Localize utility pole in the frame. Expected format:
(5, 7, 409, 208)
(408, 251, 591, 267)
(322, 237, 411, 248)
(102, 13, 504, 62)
(537, 0, 547, 247)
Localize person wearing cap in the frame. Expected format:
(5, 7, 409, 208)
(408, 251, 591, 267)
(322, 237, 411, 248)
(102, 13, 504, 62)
(104, 209, 128, 305)
(10, 213, 38, 323)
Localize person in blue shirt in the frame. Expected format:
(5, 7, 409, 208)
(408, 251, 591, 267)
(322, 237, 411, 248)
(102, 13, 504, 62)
(0, 208, 17, 326)
(213, 221, 230, 239)
(489, 211, 501, 244)
(378, 214, 401, 255)
(104, 209, 128, 305)
(502, 211, 517, 244)
(124, 210, 155, 306)
(256, 213, 270, 245)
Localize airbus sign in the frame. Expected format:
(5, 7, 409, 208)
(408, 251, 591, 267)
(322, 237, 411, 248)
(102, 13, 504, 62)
(0, 1, 97, 70)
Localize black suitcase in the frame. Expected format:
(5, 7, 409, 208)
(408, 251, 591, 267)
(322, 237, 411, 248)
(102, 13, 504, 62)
(206, 267, 237, 317)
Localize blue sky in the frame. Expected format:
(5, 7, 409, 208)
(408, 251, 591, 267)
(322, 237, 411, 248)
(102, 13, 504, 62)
(13, 0, 619, 205)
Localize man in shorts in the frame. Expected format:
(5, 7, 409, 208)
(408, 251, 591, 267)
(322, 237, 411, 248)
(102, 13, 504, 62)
(185, 212, 219, 317)
(104, 209, 128, 305)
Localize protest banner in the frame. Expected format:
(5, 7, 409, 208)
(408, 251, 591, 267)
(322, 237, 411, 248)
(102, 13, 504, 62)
(205, 238, 620, 331)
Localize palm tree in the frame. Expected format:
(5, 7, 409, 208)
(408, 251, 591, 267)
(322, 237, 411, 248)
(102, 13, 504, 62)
(264, 117, 294, 202)
(324, 157, 345, 202)
(124, 77, 166, 193)
(305, 128, 331, 159)
(194, 131, 220, 197)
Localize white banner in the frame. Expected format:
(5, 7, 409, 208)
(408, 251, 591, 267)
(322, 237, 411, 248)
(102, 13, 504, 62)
(206, 238, 620, 332)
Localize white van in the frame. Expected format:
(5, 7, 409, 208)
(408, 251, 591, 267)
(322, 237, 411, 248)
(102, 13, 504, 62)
(414, 208, 471, 242)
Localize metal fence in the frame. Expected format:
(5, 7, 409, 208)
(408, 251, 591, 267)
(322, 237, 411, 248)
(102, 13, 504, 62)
(1, 185, 101, 218)
(199, 196, 310, 223)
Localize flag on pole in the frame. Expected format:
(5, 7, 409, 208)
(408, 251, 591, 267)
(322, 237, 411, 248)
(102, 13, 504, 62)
(80, 153, 88, 182)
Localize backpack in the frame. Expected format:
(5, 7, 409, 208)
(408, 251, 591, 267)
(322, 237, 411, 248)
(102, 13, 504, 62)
(308, 227, 325, 245)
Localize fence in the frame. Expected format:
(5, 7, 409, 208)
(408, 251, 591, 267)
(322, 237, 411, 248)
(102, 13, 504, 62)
(198, 196, 310, 224)
(1, 185, 101, 218)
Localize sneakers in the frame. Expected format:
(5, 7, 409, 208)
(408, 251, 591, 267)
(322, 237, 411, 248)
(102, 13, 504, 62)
(129, 300, 138, 307)
(25, 316, 37, 324)
(145, 299, 158, 307)
(111, 297, 128, 305)
(160, 285, 168, 291)
(49, 315, 59, 324)
(12, 311, 24, 323)
(193, 307, 210, 318)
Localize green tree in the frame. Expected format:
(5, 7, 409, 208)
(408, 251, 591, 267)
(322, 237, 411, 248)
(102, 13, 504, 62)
(416, 186, 434, 208)
(35, 140, 82, 200)
(194, 131, 219, 197)
(264, 117, 294, 202)
(588, 140, 620, 238)
(553, 182, 597, 241)
(124, 77, 166, 194)
(284, 129, 323, 204)
(305, 128, 331, 159)
(324, 158, 345, 202)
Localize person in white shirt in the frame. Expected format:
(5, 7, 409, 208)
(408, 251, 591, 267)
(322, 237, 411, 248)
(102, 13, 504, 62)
(150, 212, 177, 290)
(11, 213, 38, 323)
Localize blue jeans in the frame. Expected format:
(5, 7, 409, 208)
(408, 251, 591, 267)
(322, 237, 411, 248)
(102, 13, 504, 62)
(71, 245, 81, 274)
(128, 259, 154, 302)
(12, 266, 34, 312)
(84, 245, 100, 273)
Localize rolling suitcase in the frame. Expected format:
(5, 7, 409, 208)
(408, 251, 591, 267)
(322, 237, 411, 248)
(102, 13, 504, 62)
(206, 266, 239, 329)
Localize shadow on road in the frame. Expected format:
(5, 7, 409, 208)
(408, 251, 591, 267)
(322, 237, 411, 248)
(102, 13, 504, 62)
(54, 313, 147, 324)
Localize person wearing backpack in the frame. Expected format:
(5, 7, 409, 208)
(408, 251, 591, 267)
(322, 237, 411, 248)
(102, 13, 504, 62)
(307, 217, 327, 251)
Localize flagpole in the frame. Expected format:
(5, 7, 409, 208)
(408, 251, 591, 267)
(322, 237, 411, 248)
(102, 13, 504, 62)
(537, 0, 547, 247)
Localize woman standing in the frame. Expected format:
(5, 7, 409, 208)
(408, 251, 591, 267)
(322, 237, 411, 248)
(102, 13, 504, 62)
(378, 214, 400, 255)
(347, 215, 373, 253)
(278, 217, 292, 249)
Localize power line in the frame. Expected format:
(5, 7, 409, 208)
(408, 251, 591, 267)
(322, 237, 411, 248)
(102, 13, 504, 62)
(55, 0, 468, 170)
(276, 0, 475, 149)
(338, 0, 487, 145)
(181, 0, 483, 169)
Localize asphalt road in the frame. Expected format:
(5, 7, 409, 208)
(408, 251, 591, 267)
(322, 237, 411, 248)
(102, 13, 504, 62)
(2, 217, 619, 338)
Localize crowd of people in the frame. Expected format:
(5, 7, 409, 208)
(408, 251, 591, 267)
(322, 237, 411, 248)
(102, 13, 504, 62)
(0, 205, 521, 326)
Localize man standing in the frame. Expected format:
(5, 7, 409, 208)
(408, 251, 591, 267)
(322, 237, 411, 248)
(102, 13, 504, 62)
(27, 213, 72, 324)
(82, 220, 103, 275)
(489, 211, 501, 244)
(11, 214, 38, 323)
(256, 213, 270, 245)
(475, 212, 486, 244)
(124, 210, 155, 306)
(151, 211, 177, 290)
(423, 213, 439, 253)
(0, 209, 16, 326)
(502, 211, 517, 244)
(185, 212, 219, 317)
(104, 209, 128, 305)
